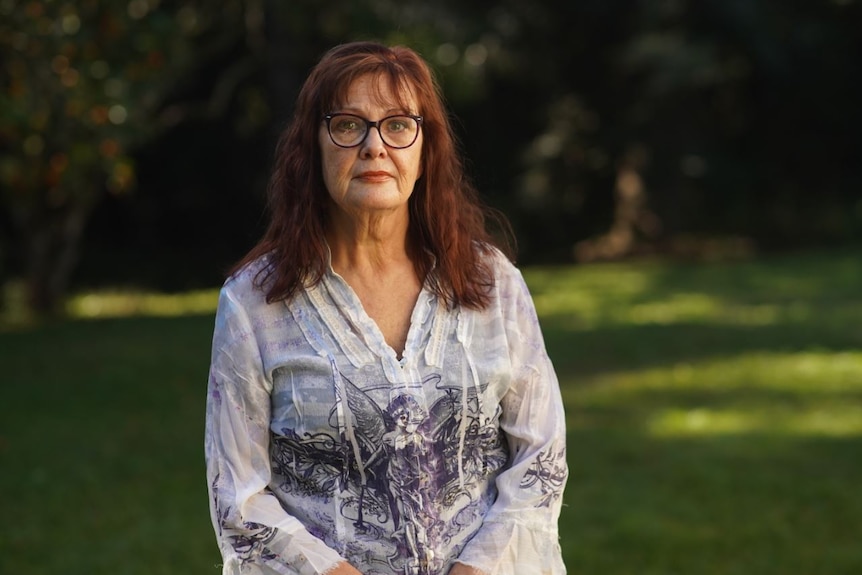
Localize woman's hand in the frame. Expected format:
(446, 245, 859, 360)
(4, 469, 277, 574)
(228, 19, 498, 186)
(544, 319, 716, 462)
(327, 561, 364, 575)
(448, 562, 489, 575)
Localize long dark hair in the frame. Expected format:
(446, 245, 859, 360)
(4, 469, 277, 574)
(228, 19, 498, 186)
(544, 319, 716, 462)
(232, 41, 513, 309)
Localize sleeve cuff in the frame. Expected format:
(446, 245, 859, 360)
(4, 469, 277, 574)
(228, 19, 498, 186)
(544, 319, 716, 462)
(457, 520, 566, 575)
(220, 528, 345, 575)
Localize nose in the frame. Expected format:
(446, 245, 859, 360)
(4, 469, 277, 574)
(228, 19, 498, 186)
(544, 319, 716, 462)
(360, 125, 387, 158)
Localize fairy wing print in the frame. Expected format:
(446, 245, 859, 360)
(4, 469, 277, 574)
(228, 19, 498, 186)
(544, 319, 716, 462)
(329, 372, 405, 531)
(330, 372, 392, 461)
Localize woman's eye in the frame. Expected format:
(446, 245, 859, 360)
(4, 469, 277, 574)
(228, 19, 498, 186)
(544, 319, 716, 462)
(334, 118, 361, 131)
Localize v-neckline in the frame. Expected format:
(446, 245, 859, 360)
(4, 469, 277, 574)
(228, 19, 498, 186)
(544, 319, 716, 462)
(321, 269, 434, 368)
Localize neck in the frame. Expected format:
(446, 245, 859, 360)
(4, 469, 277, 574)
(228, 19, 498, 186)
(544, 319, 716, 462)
(326, 208, 413, 277)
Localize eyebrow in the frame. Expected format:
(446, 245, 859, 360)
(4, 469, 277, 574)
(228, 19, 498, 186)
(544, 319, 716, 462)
(334, 106, 412, 116)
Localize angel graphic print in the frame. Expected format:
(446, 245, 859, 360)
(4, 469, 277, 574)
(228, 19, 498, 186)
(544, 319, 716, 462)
(205, 252, 569, 575)
(268, 366, 509, 575)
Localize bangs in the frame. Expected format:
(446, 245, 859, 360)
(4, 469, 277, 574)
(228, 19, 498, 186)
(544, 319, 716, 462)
(326, 68, 419, 115)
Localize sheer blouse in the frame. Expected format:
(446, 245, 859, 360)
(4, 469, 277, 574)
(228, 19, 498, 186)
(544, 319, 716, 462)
(205, 250, 568, 575)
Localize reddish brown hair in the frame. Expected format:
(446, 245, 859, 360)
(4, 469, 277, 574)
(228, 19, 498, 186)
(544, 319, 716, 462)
(232, 41, 513, 309)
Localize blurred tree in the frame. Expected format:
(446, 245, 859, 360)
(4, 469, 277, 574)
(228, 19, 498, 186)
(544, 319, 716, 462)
(0, 0, 263, 315)
(600, 0, 862, 255)
(489, 0, 862, 261)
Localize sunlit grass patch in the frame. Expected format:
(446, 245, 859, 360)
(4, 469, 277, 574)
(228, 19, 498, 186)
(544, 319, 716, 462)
(527, 265, 772, 327)
(575, 351, 862, 397)
(65, 288, 220, 319)
(527, 262, 661, 325)
(563, 351, 862, 435)
(647, 404, 862, 437)
(525, 251, 862, 330)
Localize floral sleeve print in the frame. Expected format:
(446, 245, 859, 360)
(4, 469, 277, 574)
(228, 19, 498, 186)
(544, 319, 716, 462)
(520, 447, 568, 508)
(205, 250, 568, 575)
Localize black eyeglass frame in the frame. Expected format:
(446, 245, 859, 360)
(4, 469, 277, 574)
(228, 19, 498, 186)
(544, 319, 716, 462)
(322, 113, 424, 149)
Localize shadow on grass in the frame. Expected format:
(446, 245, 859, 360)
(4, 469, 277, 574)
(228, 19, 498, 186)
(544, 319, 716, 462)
(542, 319, 862, 377)
(562, 429, 862, 575)
(0, 314, 220, 575)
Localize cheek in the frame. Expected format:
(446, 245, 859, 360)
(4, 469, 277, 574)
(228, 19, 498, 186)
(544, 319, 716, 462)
(319, 134, 346, 176)
(402, 149, 423, 181)
(414, 143, 424, 178)
(321, 149, 351, 185)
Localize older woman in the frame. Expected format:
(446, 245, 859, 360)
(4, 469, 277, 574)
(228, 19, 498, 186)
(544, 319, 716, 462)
(205, 41, 568, 575)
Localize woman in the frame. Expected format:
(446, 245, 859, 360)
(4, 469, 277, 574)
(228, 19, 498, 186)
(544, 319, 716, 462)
(205, 41, 568, 575)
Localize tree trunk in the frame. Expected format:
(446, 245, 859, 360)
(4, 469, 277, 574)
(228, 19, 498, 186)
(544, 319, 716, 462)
(25, 203, 91, 316)
(574, 144, 661, 262)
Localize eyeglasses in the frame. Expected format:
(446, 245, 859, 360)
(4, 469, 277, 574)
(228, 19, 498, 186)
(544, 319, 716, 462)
(323, 113, 423, 149)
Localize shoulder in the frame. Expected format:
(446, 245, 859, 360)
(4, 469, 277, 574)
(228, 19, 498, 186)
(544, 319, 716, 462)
(219, 255, 275, 313)
(482, 244, 527, 294)
(469, 243, 533, 316)
(214, 255, 296, 346)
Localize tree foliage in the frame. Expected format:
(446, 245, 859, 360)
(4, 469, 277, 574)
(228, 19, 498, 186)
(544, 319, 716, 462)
(0, 0, 253, 313)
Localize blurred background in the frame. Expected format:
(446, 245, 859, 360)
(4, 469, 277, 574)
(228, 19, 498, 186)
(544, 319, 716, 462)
(2, 0, 860, 315)
(2, 1, 862, 574)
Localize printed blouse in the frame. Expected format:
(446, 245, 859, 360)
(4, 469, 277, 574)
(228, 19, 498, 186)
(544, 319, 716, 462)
(205, 250, 568, 575)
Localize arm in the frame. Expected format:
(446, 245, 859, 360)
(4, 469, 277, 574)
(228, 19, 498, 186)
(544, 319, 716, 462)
(455, 267, 569, 575)
(205, 285, 348, 575)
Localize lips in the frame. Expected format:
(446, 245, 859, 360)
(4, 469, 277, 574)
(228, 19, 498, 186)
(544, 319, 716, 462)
(355, 171, 392, 182)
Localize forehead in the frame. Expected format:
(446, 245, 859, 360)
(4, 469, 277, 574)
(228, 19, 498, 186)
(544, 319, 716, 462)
(336, 74, 418, 112)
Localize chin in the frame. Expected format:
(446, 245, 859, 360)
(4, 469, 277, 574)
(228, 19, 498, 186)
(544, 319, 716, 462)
(348, 190, 411, 210)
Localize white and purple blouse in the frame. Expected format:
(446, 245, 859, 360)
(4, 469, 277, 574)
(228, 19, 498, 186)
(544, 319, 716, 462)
(205, 250, 568, 575)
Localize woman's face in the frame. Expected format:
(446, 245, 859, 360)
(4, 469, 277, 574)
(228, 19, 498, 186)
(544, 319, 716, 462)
(319, 75, 423, 221)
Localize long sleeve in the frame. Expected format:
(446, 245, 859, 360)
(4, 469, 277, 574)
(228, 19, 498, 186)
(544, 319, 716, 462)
(205, 285, 346, 575)
(456, 267, 569, 575)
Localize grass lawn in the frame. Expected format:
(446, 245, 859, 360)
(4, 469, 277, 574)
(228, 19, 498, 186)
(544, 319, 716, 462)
(1, 248, 861, 574)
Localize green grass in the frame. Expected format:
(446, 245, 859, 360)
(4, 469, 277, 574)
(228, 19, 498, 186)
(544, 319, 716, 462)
(0, 315, 218, 574)
(526, 249, 862, 575)
(1, 248, 861, 574)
